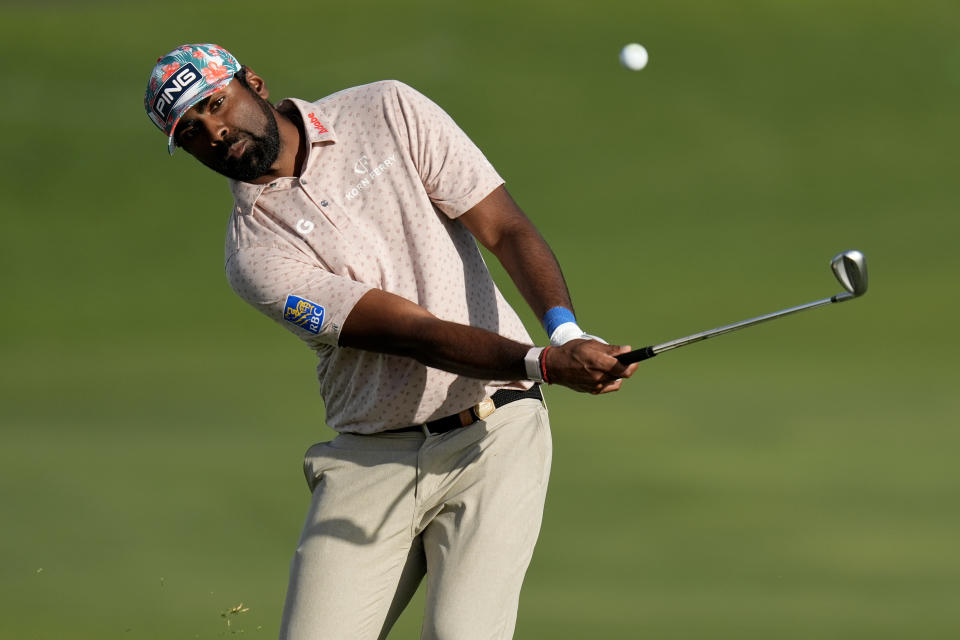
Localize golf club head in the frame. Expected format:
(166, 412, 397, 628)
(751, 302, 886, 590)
(831, 250, 868, 301)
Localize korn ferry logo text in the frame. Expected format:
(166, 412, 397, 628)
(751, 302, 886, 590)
(345, 153, 397, 201)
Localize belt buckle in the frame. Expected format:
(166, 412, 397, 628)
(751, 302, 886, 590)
(473, 397, 496, 420)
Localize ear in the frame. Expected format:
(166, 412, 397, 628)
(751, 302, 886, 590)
(242, 67, 270, 101)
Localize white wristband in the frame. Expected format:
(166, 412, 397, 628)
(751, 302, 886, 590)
(550, 322, 609, 346)
(549, 322, 584, 346)
(524, 347, 545, 382)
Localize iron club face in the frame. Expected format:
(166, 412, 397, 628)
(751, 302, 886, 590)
(830, 250, 868, 301)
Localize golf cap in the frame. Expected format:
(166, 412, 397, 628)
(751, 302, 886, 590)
(144, 44, 241, 154)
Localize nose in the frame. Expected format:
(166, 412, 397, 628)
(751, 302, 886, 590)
(202, 117, 229, 145)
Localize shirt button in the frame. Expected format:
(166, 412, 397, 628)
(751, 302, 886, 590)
(320, 200, 329, 207)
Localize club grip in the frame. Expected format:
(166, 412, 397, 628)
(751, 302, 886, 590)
(616, 345, 657, 365)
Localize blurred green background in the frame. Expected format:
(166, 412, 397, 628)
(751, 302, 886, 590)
(2, 0, 958, 637)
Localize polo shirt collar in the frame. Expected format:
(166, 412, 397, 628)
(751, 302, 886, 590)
(229, 98, 337, 216)
(278, 97, 337, 145)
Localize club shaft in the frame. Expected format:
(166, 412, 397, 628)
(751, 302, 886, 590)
(617, 292, 851, 364)
(654, 295, 838, 353)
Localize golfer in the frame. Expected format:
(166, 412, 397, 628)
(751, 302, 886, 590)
(144, 43, 637, 639)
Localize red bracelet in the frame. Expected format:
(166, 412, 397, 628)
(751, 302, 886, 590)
(539, 346, 551, 384)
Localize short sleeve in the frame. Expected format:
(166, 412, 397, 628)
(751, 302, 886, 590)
(226, 245, 373, 347)
(389, 81, 504, 218)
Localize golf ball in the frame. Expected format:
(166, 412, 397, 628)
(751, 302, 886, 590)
(620, 43, 648, 71)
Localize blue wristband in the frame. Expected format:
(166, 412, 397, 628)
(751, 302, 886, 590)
(542, 306, 576, 336)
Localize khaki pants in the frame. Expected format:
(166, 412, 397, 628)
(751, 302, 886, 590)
(278, 399, 552, 640)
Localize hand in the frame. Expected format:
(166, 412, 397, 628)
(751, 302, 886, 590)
(544, 339, 639, 394)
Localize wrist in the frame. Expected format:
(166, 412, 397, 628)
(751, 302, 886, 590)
(549, 321, 584, 346)
(539, 346, 552, 384)
(524, 346, 545, 383)
(542, 306, 576, 337)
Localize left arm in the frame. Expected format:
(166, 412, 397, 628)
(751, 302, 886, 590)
(459, 185, 574, 322)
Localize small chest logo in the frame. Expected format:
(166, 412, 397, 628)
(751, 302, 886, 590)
(307, 113, 328, 133)
(283, 295, 325, 334)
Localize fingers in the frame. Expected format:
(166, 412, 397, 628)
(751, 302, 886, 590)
(548, 339, 640, 394)
(584, 342, 638, 381)
(606, 344, 639, 379)
(592, 378, 623, 395)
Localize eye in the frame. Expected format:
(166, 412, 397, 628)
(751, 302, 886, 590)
(210, 96, 225, 112)
(178, 126, 197, 143)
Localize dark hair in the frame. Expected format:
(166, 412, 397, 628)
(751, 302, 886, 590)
(233, 66, 250, 87)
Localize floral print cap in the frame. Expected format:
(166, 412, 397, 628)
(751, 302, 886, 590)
(144, 44, 241, 154)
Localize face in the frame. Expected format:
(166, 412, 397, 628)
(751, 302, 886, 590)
(174, 75, 280, 182)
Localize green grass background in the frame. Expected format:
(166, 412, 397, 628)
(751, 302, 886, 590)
(2, 0, 958, 637)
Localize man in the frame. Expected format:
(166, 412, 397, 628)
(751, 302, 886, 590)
(145, 43, 638, 639)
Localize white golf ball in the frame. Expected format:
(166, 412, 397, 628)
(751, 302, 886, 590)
(620, 43, 648, 71)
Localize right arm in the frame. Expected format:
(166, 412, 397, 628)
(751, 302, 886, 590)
(339, 288, 638, 394)
(227, 245, 636, 394)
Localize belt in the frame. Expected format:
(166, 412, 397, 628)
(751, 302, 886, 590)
(390, 385, 543, 435)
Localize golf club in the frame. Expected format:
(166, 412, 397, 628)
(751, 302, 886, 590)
(616, 250, 868, 365)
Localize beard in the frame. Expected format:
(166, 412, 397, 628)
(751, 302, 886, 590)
(201, 92, 281, 182)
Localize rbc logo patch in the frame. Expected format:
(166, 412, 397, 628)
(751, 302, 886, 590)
(283, 295, 325, 334)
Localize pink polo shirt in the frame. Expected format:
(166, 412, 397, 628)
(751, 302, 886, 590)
(225, 80, 533, 434)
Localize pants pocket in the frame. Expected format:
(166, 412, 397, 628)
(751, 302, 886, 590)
(302, 441, 334, 492)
